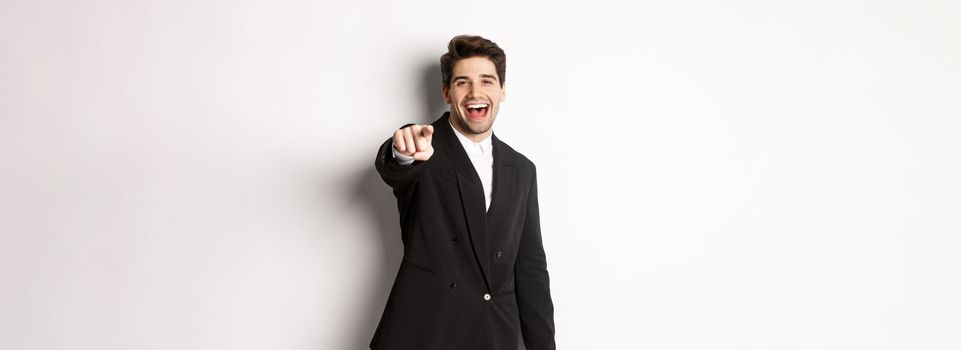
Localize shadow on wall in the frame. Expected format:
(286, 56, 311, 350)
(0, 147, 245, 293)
(345, 61, 446, 349)
(421, 61, 449, 120)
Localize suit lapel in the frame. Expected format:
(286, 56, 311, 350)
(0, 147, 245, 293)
(436, 113, 492, 291)
(487, 133, 515, 228)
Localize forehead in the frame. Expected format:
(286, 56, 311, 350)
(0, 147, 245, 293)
(452, 56, 498, 78)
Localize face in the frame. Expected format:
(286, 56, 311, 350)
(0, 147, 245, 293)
(442, 56, 506, 141)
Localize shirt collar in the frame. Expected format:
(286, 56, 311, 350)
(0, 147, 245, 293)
(448, 117, 493, 154)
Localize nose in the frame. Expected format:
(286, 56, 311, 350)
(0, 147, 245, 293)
(467, 82, 481, 98)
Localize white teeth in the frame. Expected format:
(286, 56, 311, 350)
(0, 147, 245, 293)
(467, 103, 489, 109)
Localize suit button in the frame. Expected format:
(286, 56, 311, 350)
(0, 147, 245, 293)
(449, 281, 457, 289)
(451, 236, 461, 245)
(496, 250, 502, 259)
(483, 293, 491, 301)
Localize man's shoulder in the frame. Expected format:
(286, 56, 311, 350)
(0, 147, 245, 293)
(497, 137, 536, 170)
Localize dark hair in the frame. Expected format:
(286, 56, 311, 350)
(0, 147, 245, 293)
(440, 35, 506, 88)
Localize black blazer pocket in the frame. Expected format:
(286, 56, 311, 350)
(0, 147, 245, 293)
(401, 258, 438, 276)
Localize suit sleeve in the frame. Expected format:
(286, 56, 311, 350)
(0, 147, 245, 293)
(514, 164, 556, 350)
(374, 124, 430, 190)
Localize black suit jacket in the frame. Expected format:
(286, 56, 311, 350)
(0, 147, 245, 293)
(370, 112, 555, 350)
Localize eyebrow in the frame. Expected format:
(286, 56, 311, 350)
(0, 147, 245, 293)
(453, 74, 499, 82)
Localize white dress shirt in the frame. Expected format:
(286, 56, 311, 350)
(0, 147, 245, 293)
(392, 120, 494, 211)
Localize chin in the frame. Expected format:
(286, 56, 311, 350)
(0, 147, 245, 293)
(468, 119, 494, 134)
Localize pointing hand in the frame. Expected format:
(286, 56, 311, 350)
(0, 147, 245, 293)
(393, 124, 434, 161)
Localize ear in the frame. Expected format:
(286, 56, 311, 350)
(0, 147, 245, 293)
(500, 83, 506, 102)
(441, 84, 451, 104)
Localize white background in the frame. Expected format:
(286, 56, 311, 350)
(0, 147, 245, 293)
(2, 0, 959, 349)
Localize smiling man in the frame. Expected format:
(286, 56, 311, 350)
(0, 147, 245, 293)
(371, 35, 556, 350)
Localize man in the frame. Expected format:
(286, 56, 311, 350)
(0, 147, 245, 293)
(370, 35, 556, 350)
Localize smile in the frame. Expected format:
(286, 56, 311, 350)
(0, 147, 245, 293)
(465, 102, 490, 120)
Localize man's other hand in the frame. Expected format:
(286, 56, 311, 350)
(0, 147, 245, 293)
(393, 124, 434, 161)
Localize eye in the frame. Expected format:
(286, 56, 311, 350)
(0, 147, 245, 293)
(455, 81, 466, 86)
(483, 80, 494, 85)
